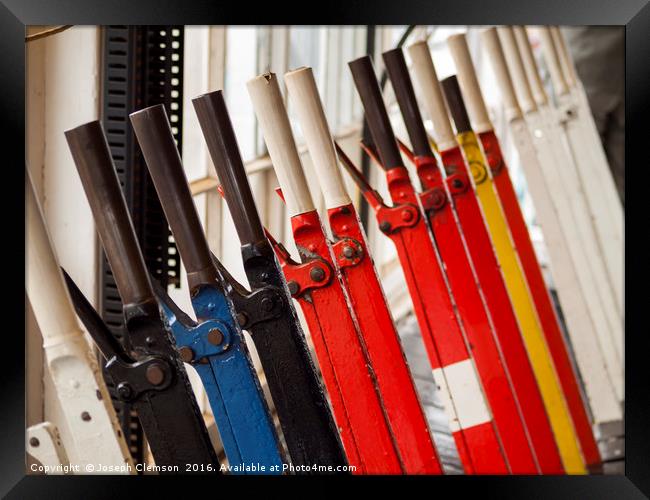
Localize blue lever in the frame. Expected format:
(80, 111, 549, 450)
(157, 285, 284, 475)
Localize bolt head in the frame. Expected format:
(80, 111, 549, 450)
(145, 336, 155, 346)
(179, 346, 194, 363)
(342, 246, 355, 259)
(310, 266, 326, 282)
(379, 221, 392, 233)
(145, 363, 166, 386)
(207, 328, 224, 346)
(117, 383, 133, 400)
(29, 437, 40, 447)
(452, 179, 463, 189)
(287, 281, 300, 296)
(81, 411, 91, 422)
(401, 210, 413, 222)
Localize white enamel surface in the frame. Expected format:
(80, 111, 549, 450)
(446, 33, 494, 133)
(247, 73, 316, 217)
(284, 67, 352, 210)
(407, 41, 458, 151)
(540, 104, 624, 399)
(432, 359, 492, 433)
(557, 97, 624, 324)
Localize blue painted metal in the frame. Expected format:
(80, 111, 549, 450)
(157, 284, 284, 475)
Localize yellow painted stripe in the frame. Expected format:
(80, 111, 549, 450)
(457, 131, 586, 474)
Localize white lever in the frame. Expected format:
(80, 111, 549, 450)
(247, 73, 316, 217)
(551, 27, 578, 88)
(480, 28, 523, 122)
(446, 33, 493, 133)
(26, 171, 134, 472)
(513, 26, 549, 107)
(284, 67, 351, 210)
(407, 41, 457, 151)
(537, 27, 569, 97)
(497, 26, 537, 114)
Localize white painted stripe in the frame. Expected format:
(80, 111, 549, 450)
(432, 359, 492, 432)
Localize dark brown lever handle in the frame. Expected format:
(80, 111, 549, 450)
(129, 104, 219, 292)
(192, 90, 266, 248)
(348, 55, 402, 170)
(65, 121, 155, 307)
(440, 75, 473, 134)
(382, 47, 432, 158)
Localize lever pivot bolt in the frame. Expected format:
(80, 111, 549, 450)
(145, 363, 166, 386)
(179, 346, 194, 363)
(287, 281, 300, 295)
(207, 328, 224, 346)
(310, 267, 326, 282)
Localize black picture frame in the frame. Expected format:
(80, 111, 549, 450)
(4, 0, 647, 496)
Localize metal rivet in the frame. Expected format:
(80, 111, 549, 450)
(145, 336, 155, 346)
(379, 221, 392, 233)
(236, 312, 248, 327)
(310, 267, 326, 282)
(207, 328, 224, 346)
(453, 179, 463, 189)
(81, 411, 91, 422)
(401, 210, 413, 222)
(179, 346, 194, 363)
(29, 437, 40, 447)
(145, 364, 165, 386)
(308, 244, 317, 252)
(287, 281, 300, 295)
(342, 246, 355, 259)
(117, 383, 133, 400)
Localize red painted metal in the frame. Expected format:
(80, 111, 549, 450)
(338, 144, 509, 474)
(328, 202, 443, 474)
(438, 144, 565, 474)
(479, 130, 601, 468)
(396, 140, 540, 474)
(265, 211, 403, 474)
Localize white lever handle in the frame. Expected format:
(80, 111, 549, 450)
(407, 41, 457, 151)
(497, 26, 537, 114)
(480, 28, 522, 122)
(551, 27, 578, 88)
(247, 73, 315, 217)
(513, 26, 549, 106)
(538, 27, 569, 97)
(446, 33, 493, 133)
(284, 67, 351, 210)
(26, 171, 83, 347)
